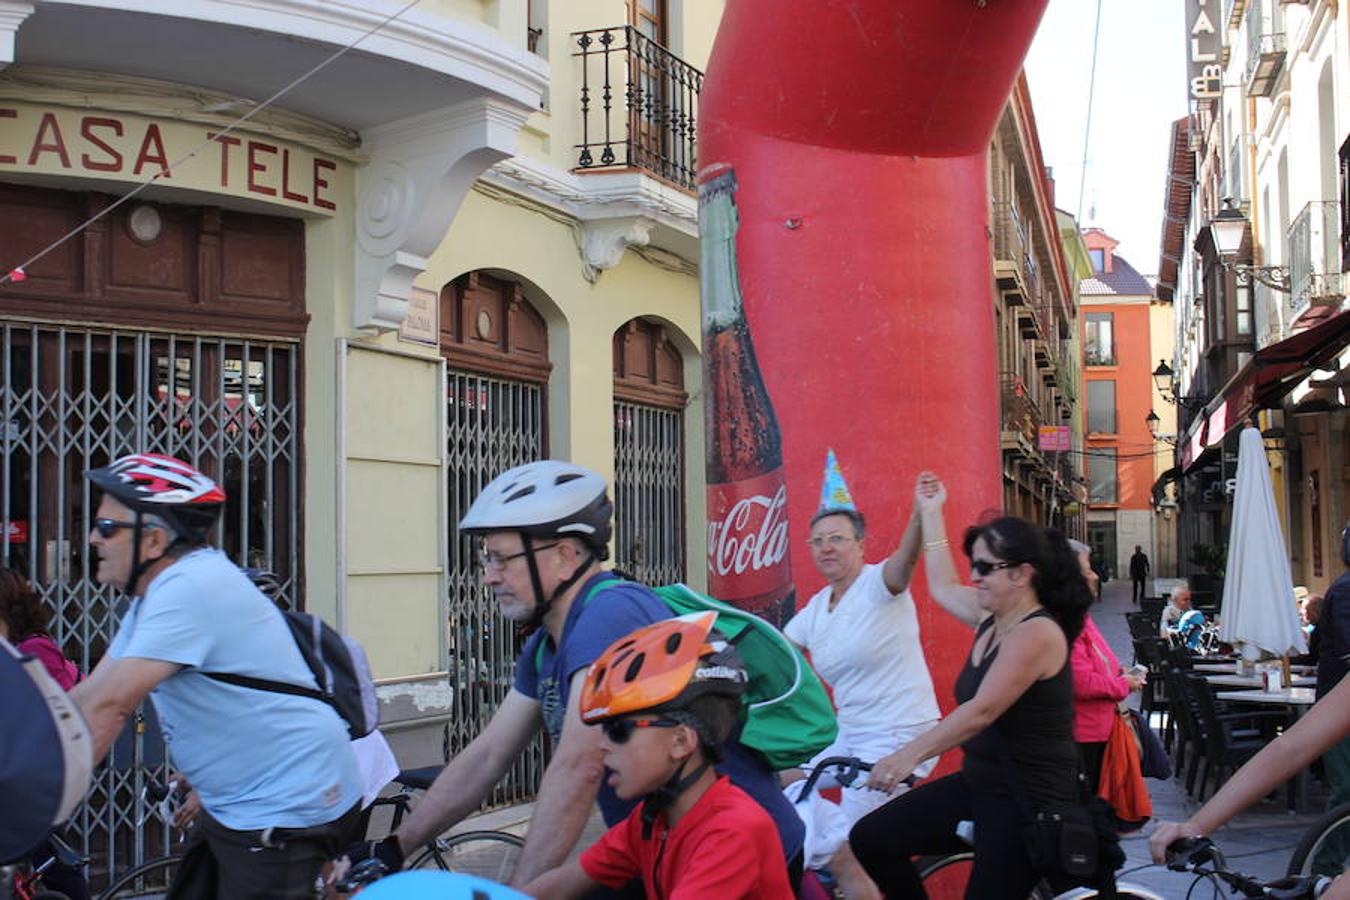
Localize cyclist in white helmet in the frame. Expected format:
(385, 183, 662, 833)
(71, 453, 361, 899)
(343, 460, 804, 895)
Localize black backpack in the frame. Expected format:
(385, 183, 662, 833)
(202, 610, 379, 739)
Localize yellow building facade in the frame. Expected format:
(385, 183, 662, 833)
(0, 0, 721, 877)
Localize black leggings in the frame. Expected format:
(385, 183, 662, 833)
(850, 772, 1040, 900)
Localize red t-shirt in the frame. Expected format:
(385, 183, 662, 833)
(580, 775, 793, 900)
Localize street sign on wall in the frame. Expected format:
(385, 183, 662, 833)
(1038, 425, 1071, 452)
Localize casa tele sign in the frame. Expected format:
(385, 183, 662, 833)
(0, 103, 340, 213)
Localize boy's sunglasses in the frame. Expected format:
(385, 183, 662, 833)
(600, 717, 681, 745)
(93, 518, 164, 539)
(970, 559, 1018, 577)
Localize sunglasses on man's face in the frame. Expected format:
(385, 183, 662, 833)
(600, 717, 681, 745)
(92, 518, 164, 539)
(969, 558, 1018, 577)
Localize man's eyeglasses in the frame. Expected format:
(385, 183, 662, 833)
(477, 542, 560, 572)
(92, 518, 161, 539)
(970, 559, 1017, 577)
(600, 717, 681, 745)
(806, 534, 854, 549)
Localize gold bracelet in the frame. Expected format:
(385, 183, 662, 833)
(923, 539, 949, 550)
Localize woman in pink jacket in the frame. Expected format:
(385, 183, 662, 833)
(1068, 542, 1144, 793)
(0, 568, 81, 690)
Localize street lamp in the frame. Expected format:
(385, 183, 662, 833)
(1145, 409, 1178, 446)
(1152, 360, 1209, 412)
(1209, 203, 1290, 293)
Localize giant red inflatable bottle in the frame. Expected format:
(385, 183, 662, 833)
(700, 164, 794, 625)
(699, 0, 1051, 722)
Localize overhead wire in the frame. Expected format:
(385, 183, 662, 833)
(0, 0, 425, 287)
(1075, 0, 1105, 224)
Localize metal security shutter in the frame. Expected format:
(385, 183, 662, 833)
(441, 272, 550, 807)
(612, 318, 686, 586)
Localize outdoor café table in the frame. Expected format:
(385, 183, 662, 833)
(1216, 688, 1318, 810)
(1204, 674, 1317, 689)
(1193, 661, 1316, 674)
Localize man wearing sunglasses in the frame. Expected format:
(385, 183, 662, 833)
(347, 460, 803, 894)
(71, 453, 361, 899)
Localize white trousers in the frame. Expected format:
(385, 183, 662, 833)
(785, 720, 939, 870)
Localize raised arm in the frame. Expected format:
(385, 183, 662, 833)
(915, 472, 984, 627)
(881, 503, 922, 595)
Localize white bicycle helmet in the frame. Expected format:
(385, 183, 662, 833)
(459, 460, 612, 558)
(460, 461, 613, 627)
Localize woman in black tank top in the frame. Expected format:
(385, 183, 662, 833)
(849, 473, 1092, 899)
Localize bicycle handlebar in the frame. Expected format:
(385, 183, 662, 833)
(795, 756, 917, 798)
(1166, 837, 1331, 899)
(335, 857, 389, 893)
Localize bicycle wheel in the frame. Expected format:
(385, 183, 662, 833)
(98, 855, 180, 899)
(1287, 801, 1350, 880)
(917, 851, 973, 895)
(408, 830, 524, 883)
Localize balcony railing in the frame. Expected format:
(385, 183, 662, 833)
(1288, 200, 1345, 317)
(573, 26, 703, 191)
(1000, 373, 1042, 446)
(1245, 32, 1286, 97)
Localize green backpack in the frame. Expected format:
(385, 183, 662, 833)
(557, 576, 838, 770)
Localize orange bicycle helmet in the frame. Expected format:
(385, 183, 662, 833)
(580, 611, 748, 724)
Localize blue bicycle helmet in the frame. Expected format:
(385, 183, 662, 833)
(355, 870, 529, 899)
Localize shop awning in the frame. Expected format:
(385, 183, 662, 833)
(1216, 310, 1350, 428)
(1181, 310, 1350, 471)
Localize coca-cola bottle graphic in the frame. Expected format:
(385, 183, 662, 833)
(699, 163, 795, 625)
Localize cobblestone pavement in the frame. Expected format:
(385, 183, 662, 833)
(1091, 578, 1327, 897)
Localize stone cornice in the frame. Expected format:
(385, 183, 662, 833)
(42, 0, 549, 109)
(483, 155, 698, 238)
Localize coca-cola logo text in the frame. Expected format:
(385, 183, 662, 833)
(707, 485, 790, 578)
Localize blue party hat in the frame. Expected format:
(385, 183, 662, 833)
(819, 448, 857, 511)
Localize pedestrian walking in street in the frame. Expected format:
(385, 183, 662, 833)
(342, 460, 804, 892)
(1129, 545, 1150, 604)
(71, 454, 362, 899)
(780, 452, 940, 899)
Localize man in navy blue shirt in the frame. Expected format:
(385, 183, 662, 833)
(346, 461, 803, 892)
(1317, 523, 1350, 815)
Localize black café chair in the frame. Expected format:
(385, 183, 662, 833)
(1185, 673, 1290, 801)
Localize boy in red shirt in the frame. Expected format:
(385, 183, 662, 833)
(522, 612, 793, 899)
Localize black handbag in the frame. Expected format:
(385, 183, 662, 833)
(995, 729, 1124, 893)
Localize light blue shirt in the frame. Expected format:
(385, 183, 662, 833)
(108, 549, 360, 830)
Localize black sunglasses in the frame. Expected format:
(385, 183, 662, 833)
(93, 518, 138, 539)
(970, 559, 1017, 577)
(92, 518, 164, 539)
(600, 717, 681, 745)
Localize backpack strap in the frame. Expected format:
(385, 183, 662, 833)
(531, 572, 627, 675)
(200, 670, 327, 703)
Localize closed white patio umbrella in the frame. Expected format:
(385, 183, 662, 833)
(1218, 426, 1308, 661)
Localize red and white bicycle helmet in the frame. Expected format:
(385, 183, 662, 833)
(86, 453, 225, 542)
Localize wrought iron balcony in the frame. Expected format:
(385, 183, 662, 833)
(572, 26, 703, 191)
(1288, 200, 1345, 318)
(1245, 32, 1286, 97)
